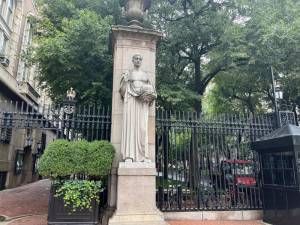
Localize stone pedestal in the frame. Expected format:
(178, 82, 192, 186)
(108, 162, 166, 225)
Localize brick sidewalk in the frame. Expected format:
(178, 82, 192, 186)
(168, 221, 264, 225)
(0, 180, 266, 225)
(0, 179, 50, 218)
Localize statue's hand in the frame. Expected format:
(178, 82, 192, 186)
(141, 94, 155, 103)
(143, 96, 153, 103)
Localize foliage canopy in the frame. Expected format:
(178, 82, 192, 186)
(29, 0, 300, 115)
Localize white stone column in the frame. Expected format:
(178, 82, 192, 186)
(105, 25, 166, 225)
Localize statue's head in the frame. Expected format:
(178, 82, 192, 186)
(132, 54, 143, 68)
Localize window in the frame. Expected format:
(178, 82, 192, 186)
(15, 150, 24, 175)
(24, 21, 33, 46)
(0, 171, 6, 190)
(0, 112, 13, 143)
(262, 152, 297, 188)
(18, 20, 34, 82)
(25, 129, 33, 146)
(0, 0, 4, 17)
(0, 29, 8, 54)
(32, 154, 38, 174)
(6, 0, 13, 25)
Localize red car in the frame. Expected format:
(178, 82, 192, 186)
(220, 160, 257, 188)
(219, 160, 259, 207)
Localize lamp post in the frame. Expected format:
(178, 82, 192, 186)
(271, 66, 283, 127)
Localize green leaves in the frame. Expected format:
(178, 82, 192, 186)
(150, 0, 245, 112)
(31, 0, 118, 105)
(38, 139, 115, 212)
(201, 0, 300, 114)
(54, 180, 102, 212)
(38, 140, 115, 178)
(38, 140, 76, 177)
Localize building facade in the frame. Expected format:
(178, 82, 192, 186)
(0, 0, 49, 189)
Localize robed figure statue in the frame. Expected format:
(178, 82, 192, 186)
(119, 54, 157, 162)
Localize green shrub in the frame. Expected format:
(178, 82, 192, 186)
(38, 139, 115, 212)
(38, 139, 77, 178)
(71, 140, 90, 175)
(85, 141, 115, 176)
(38, 139, 115, 178)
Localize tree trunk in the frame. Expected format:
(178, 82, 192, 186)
(194, 58, 202, 113)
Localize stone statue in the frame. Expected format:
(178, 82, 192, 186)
(120, 54, 156, 162)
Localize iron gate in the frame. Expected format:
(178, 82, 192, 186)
(155, 111, 296, 211)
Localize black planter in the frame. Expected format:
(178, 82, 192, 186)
(48, 185, 99, 225)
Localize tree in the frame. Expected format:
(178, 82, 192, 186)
(28, 0, 122, 105)
(204, 71, 268, 115)
(150, 0, 247, 112)
(203, 0, 300, 115)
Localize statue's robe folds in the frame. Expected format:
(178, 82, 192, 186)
(120, 72, 156, 162)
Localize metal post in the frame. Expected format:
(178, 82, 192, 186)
(271, 66, 280, 128)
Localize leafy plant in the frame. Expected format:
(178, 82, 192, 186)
(54, 180, 102, 212)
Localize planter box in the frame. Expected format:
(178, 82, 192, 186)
(48, 185, 99, 225)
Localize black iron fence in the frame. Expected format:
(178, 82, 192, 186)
(0, 101, 111, 142)
(155, 111, 296, 211)
(1, 100, 298, 212)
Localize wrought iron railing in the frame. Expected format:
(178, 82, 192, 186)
(155, 110, 287, 211)
(0, 100, 111, 206)
(0, 101, 111, 142)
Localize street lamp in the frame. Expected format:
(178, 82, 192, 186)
(271, 66, 280, 127)
(274, 79, 283, 100)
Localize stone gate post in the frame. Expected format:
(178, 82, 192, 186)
(104, 1, 166, 225)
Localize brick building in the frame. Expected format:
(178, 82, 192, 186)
(0, 0, 50, 189)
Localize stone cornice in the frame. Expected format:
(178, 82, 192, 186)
(111, 25, 162, 51)
(112, 25, 162, 41)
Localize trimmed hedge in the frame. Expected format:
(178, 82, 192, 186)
(38, 140, 115, 178)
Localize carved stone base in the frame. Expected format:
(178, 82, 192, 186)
(108, 162, 167, 225)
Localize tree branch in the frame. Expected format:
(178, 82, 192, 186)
(165, 0, 213, 22)
(202, 63, 227, 90)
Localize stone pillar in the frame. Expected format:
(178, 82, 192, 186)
(106, 25, 166, 225)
